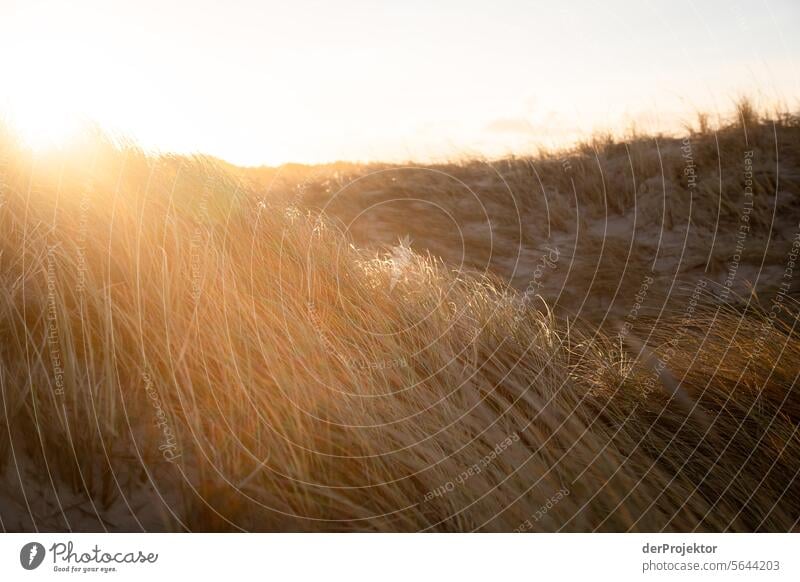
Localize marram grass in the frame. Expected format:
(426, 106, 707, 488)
(1, 111, 799, 531)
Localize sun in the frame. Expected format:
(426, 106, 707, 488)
(1, 30, 87, 153)
(7, 97, 83, 152)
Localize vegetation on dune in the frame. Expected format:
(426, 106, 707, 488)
(1, 101, 799, 531)
(285, 100, 800, 321)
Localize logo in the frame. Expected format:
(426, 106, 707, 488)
(20, 542, 46, 570)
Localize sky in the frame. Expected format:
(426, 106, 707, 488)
(1, 0, 798, 165)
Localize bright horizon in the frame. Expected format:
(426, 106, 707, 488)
(1, 0, 799, 166)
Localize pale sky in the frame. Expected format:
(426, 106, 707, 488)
(1, 0, 798, 165)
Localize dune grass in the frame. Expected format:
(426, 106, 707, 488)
(1, 102, 799, 531)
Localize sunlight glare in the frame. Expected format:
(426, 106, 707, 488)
(8, 99, 83, 152)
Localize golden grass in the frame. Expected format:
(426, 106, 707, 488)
(1, 104, 799, 531)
